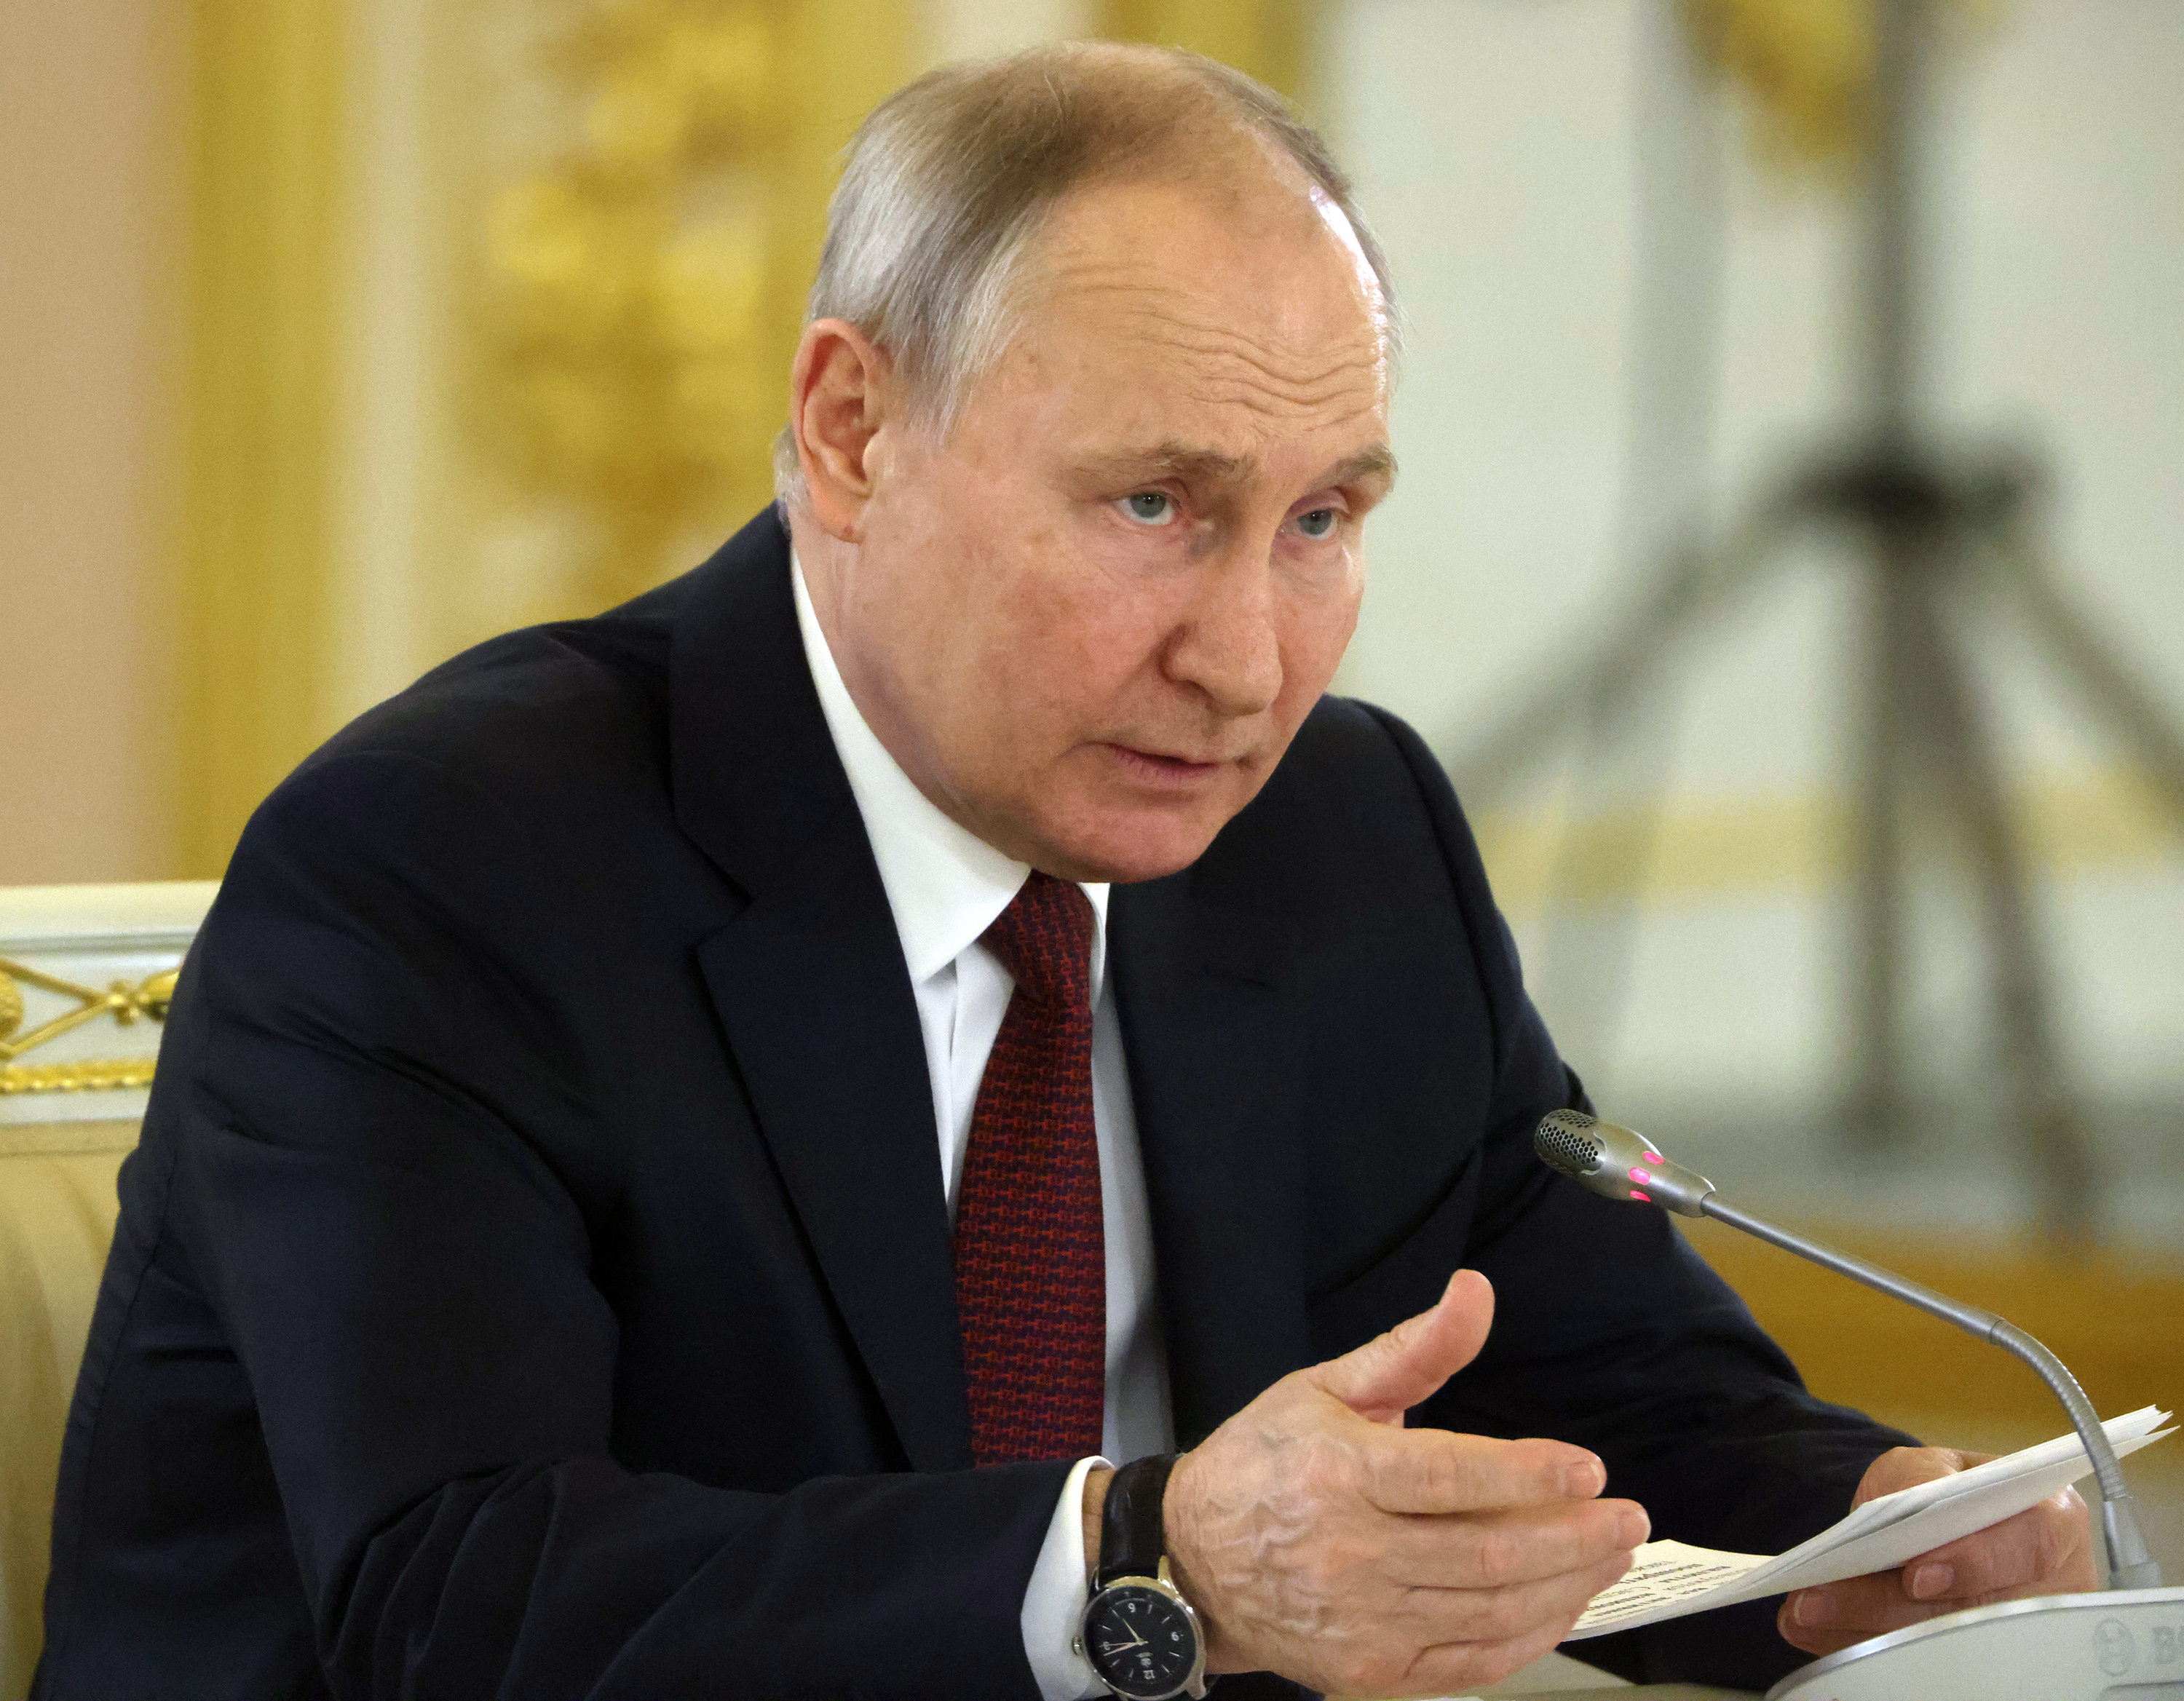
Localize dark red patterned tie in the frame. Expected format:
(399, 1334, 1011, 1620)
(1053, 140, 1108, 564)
(954, 872, 1106, 1465)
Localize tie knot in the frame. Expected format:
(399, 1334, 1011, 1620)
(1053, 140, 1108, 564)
(982, 873, 1094, 1010)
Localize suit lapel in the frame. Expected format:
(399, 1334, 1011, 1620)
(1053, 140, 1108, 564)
(696, 841, 972, 1472)
(1110, 877, 1308, 1450)
(672, 512, 971, 1472)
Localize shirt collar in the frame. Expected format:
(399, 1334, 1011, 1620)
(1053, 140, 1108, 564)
(792, 553, 1110, 996)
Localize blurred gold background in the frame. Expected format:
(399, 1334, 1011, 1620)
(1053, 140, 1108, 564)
(1, 0, 2179, 1617)
(0, 0, 1307, 887)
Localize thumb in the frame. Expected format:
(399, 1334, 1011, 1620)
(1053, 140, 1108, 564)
(1308, 1268, 1494, 1423)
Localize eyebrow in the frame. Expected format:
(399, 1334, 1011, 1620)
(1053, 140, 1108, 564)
(1083, 440, 1399, 493)
(1325, 445, 1399, 491)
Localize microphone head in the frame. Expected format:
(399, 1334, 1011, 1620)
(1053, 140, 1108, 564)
(1535, 1108, 1608, 1180)
(1532, 1109, 1716, 1216)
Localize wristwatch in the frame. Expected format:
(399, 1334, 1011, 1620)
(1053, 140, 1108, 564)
(1075, 1454, 1211, 1700)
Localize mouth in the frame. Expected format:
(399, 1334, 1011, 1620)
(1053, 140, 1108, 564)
(1100, 743, 1234, 788)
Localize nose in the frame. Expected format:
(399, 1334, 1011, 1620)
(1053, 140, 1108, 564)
(1160, 540, 1283, 719)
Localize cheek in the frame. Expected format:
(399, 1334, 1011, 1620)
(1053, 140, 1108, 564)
(1278, 577, 1364, 707)
(986, 539, 1171, 705)
(869, 503, 1042, 701)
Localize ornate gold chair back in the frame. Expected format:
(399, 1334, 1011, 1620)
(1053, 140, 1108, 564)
(0, 881, 215, 1695)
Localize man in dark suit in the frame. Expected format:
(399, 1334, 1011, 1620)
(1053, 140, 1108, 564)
(37, 42, 2092, 1701)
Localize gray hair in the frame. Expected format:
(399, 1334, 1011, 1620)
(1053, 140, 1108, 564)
(772, 41, 1398, 502)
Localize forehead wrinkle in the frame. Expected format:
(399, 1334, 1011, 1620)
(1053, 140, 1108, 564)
(1190, 396, 1371, 431)
(1178, 379, 1385, 429)
(1165, 356, 1386, 425)
(1155, 339, 1383, 401)
(1128, 309, 1382, 390)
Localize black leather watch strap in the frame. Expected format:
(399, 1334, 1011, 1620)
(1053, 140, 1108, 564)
(1097, 1454, 1178, 1589)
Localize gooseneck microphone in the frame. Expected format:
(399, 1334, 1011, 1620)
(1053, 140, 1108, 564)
(1533, 1108, 2163, 1592)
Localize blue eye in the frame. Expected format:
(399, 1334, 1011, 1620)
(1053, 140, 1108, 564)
(1296, 507, 1339, 539)
(1120, 491, 1174, 526)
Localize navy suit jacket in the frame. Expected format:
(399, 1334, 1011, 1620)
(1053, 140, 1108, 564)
(37, 508, 1908, 1699)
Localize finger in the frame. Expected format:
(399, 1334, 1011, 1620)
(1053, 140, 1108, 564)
(1778, 1571, 1967, 1657)
(1359, 1424, 1609, 1515)
(1781, 1568, 1941, 1639)
(1400, 1547, 1637, 1659)
(1302, 1590, 1589, 1701)
(1893, 1490, 2092, 1602)
(1379, 1498, 1651, 1590)
(1310, 1269, 1495, 1422)
(1299, 1545, 1634, 1697)
(1398, 1585, 1620, 1701)
(1779, 1550, 2021, 1656)
(1400, 1614, 1583, 1701)
(1850, 1444, 1986, 1507)
(1781, 1488, 2095, 1654)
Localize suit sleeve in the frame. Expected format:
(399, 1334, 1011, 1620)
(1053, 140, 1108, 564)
(1358, 706, 1918, 1691)
(160, 749, 1066, 1701)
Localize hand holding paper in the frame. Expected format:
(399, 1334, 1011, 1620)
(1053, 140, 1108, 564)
(1566, 1405, 2170, 1641)
(1773, 1425, 2122, 1657)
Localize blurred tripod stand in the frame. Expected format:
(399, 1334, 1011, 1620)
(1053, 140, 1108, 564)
(1447, 0, 2184, 1240)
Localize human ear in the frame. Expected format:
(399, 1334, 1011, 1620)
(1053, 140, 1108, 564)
(789, 318, 894, 542)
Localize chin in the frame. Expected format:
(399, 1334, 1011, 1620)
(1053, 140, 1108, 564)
(1034, 806, 1233, 886)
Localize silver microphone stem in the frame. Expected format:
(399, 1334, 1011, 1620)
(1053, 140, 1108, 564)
(1697, 1194, 2164, 1590)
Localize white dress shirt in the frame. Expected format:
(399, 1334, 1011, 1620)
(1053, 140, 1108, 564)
(793, 560, 1172, 1701)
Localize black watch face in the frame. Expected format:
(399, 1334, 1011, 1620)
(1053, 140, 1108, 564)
(1085, 1583, 1198, 1699)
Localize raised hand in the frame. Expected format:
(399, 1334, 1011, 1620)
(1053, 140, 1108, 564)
(1158, 1269, 1648, 1697)
(1779, 1446, 2098, 1657)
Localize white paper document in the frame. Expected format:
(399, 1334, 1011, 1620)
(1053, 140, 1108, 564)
(1566, 1405, 2173, 1639)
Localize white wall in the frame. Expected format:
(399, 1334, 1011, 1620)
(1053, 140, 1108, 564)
(1324, 0, 2184, 1237)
